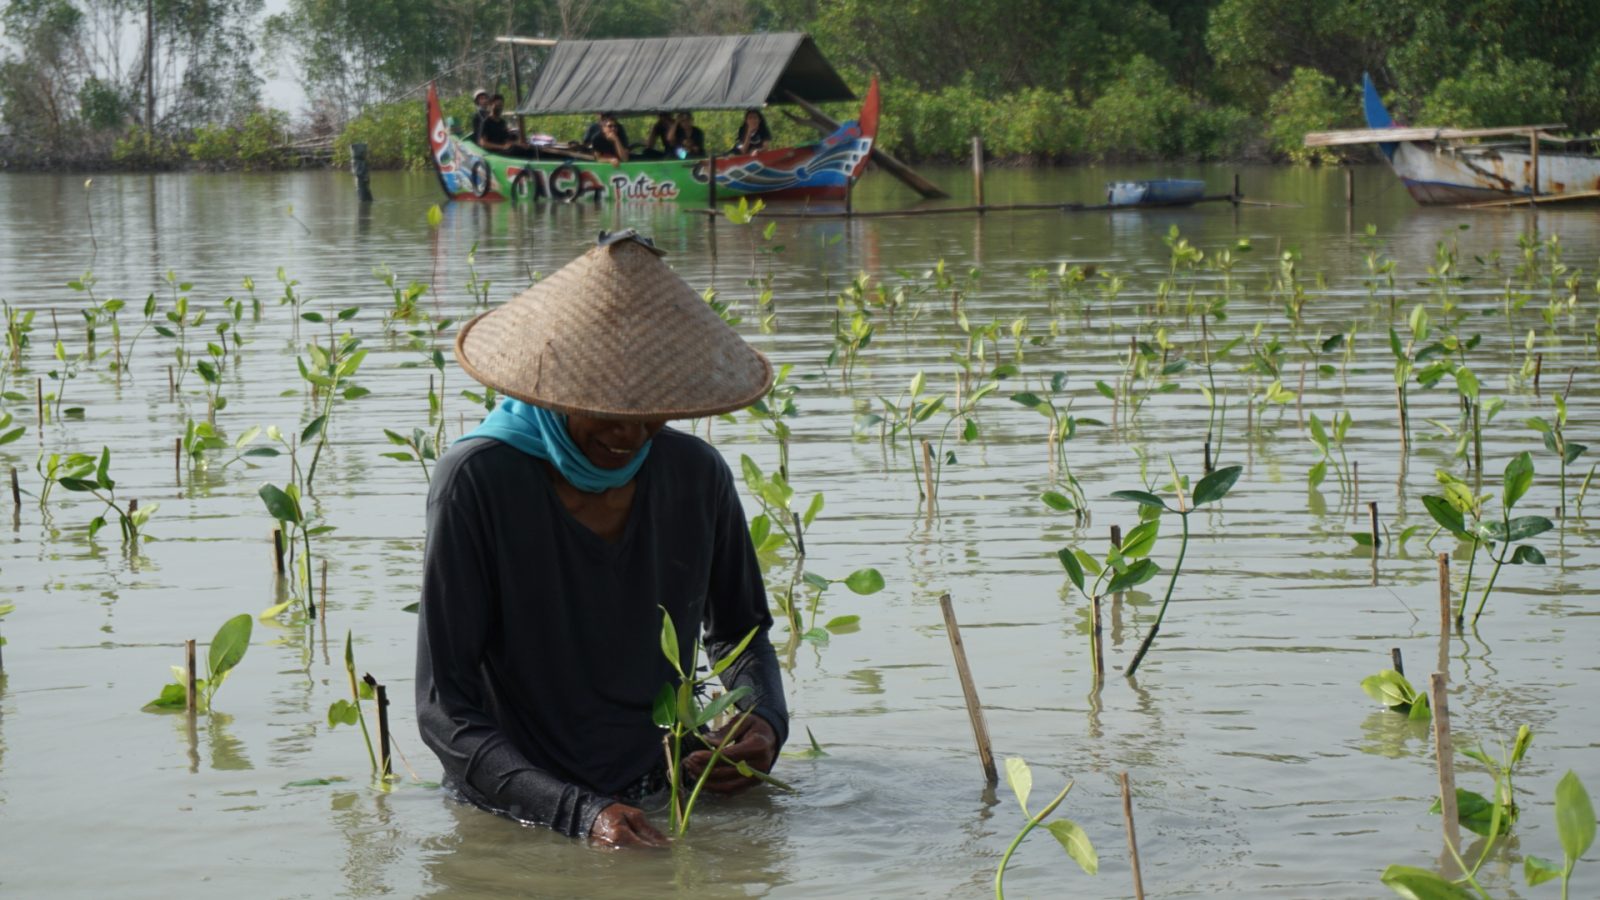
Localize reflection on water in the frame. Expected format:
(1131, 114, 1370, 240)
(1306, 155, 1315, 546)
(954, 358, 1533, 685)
(0, 165, 1596, 896)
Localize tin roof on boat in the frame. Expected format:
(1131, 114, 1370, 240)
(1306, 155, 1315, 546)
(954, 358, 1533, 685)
(1304, 124, 1566, 147)
(514, 33, 855, 115)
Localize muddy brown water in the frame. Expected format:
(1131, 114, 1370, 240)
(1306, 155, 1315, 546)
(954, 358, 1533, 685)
(0, 165, 1596, 898)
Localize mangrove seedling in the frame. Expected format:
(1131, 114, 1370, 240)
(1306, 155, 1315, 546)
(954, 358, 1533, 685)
(327, 630, 387, 782)
(794, 567, 883, 646)
(1527, 395, 1587, 518)
(1012, 372, 1102, 513)
(145, 614, 252, 713)
(1115, 463, 1243, 677)
(994, 757, 1097, 899)
(48, 446, 156, 543)
(1358, 668, 1430, 721)
(380, 427, 439, 481)
(653, 606, 790, 835)
(297, 330, 369, 494)
(1306, 411, 1354, 496)
(1058, 517, 1162, 675)
(1431, 725, 1532, 840)
(1422, 452, 1552, 626)
(259, 471, 331, 619)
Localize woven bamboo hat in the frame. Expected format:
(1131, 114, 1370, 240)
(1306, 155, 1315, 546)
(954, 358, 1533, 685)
(454, 231, 772, 421)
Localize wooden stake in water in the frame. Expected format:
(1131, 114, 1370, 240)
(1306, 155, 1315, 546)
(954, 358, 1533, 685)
(320, 560, 328, 618)
(938, 593, 997, 784)
(920, 439, 936, 515)
(8, 465, 18, 509)
(1430, 673, 1462, 858)
(1368, 502, 1380, 556)
(970, 135, 985, 209)
(36, 378, 43, 426)
(1391, 647, 1405, 677)
(1438, 553, 1451, 635)
(167, 365, 175, 398)
(173, 437, 181, 477)
(1352, 460, 1360, 509)
(272, 528, 285, 575)
(1202, 441, 1212, 474)
(1533, 352, 1543, 395)
(1091, 594, 1105, 681)
(1121, 771, 1146, 900)
(364, 674, 393, 779)
(1396, 385, 1409, 454)
(185, 638, 198, 715)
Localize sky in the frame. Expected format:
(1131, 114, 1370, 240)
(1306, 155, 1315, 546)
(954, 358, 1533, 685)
(259, 0, 308, 113)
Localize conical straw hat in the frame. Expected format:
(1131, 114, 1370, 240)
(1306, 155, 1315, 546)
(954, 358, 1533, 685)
(454, 232, 773, 421)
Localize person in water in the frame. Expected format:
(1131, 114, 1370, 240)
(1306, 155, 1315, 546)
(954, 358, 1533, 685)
(417, 230, 786, 848)
(730, 108, 771, 155)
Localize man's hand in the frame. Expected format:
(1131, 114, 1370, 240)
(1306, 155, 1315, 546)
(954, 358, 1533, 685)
(590, 803, 668, 848)
(681, 715, 778, 795)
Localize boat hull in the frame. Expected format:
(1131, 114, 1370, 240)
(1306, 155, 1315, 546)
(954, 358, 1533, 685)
(426, 81, 879, 204)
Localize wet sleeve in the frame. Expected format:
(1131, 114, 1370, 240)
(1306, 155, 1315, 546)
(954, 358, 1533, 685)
(415, 457, 616, 837)
(702, 460, 790, 754)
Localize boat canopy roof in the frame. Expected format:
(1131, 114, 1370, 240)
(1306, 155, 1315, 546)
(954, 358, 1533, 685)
(1305, 124, 1566, 147)
(514, 32, 855, 115)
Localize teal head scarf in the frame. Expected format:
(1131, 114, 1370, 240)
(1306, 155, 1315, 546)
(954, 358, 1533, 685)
(457, 398, 651, 493)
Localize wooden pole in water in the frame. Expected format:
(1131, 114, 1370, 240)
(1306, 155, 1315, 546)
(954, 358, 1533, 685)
(351, 142, 373, 202)
(1091, 594, 1105, 681)
(365, 674, 393, 779)
(1345, 167, 1355, 207)
(1533, 353, 1543, 395)
(1391, 647, 1405, 677)
(1352, 460, 1360, 510)
(272, 528, 285, 575)
(1439, 553, 1453, 632)
(1232, 172, 1241, 204)
(320, 560, 328, 619)
(1202, 441, 1212, 474)
(1121, 771, 1146, 900)
(920, 439, 936, 515)
(1368, 502, 1380, 556)
(938, 593, 997, 784)
(173, 437, 181, 478)
(185, 638, 198, 714)
(1529, 131, 1540, 203)
(971, 136, 985, 211)
(1430, 673, 1462, 858)
(706, 154, 718, 212)
(9, 466, 18, 509)
(36, 378, 43, 426)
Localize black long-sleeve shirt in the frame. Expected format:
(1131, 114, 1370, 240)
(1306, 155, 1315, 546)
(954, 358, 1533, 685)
(415, 428, 788, 837)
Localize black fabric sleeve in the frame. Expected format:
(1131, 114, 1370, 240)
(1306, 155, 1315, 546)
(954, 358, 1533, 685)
(702, 460, 790, 754)
(414, 456, 616, 836)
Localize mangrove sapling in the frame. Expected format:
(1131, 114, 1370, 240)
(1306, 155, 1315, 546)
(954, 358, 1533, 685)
(871, 371, 946, 498)
(1431, 725, 1532, 842)
(380, 428, 438, 481)
(145, 614, 252, 713)
(1115, 463, 1243, 678)
(327, 630, 389, 783)
(297, 330, 369, 494)
(182, 421, 279, 473)
(48, 447, 156, 543)
(3, 300, 33, 372)
(746, 364, 799, 478)
(464, 242, 492, 307)
(994, 758, 1097, 899)
(375, 265, 428, 326)
(794, 567, 884, 646)
(653, 607, 791, 836)
(1359, 668, 1431, 721)
(1527, 395, 1588, 518)
(1012, 372, 1101, 515)
(258, 467, 329, 619)
(1058, 517, 1163, 675)
(43, 338, 86, 421)
(1423, 453, 1552, 626)
(155, 270, 206, 391)
(1306, 411, 1355, 497)
(1526, 771, 1596, 899)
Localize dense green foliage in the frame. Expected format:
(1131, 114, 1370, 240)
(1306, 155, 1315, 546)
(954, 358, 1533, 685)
(5, 0, 1600, 167)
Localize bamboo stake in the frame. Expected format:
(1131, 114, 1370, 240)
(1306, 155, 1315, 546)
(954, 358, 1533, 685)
(272, 528, 285, 575)
(938, 593, 997, 783)
(1438, 553, 1451, 636)
(920, 439, 936, 515)
(1091, 594, 1105, 681)
(1430, 673, 1461, 857)
(365, 674, 393, 779)
(1121, 772, 1146, 900)
(185, 638, 198, 715)
(167, 365, 174, 398)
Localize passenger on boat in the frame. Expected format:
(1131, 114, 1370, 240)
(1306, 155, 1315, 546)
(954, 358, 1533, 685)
(478, 94, 536, 158)
(730, 108, 770, 155)
(639, 112, 674, 159)
(668, 111, 706, 159)
(469, 88, 490, 141)
(589, 114, 630, 163)
(581, 112, 629, 152)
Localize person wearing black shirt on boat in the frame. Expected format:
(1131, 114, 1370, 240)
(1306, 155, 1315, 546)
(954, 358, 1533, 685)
(582, 112, 629, 153)
(730, 108, 771, 155)
(639, 112, 674, 158)
(469, 88, 490, 141)
(417, 233, 788, 848)
(589, 114, 629, 162)
(668, 111, 706, 159)
(478, 95, 535, 158)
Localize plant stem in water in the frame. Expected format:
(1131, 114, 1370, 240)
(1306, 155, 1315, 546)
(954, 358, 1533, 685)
(1126, 510, 1190, 677)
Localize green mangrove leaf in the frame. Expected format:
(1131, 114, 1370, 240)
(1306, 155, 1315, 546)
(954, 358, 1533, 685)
(709, 626, 759, 678)
(207, 614, 252, 683)
(1361, 670, 1417, 709)
(843, 568, 885, 595)
(1118, 520, 1159, 559)
(1505, 515, 1553, 542)
(1105, 558, 1158, 593)
(1010, 392, 1043, 409)
(1406, 693, 1431, 722)
(327, 699, 359, 728)
(1094, 380, 1116, 400)
(1308, 459, 1327, 488)
(802, 571, 830, 592)
(658, 606, 683, 677)
(803, 492, 824, 528)
(258, 483, 300, 524)
(694, 686, 752, 729)
(145, 682, 187, 710)
(1041, 491, 1074, 511)
(1058, 548, 1085, 591)
(1511, 725, 1534, 765)
(1379, 864, 1475, 900)
(824, 615, 861, 634)
(1110, 489, 1166, 510)
(651, 683, 675, 728)
(1309, 414, 1330, 453)
(1503, 451, 1535, 508)
(1524, 855, 1562, 887)
(1510, 545, 1546, 565)
(1350, 532, 1374, 547)
(301, 415, 327, 444)
(259, 601, 293, 619)
(1074, 549, 1102, 577)
(1429, 788, 1506, 837)
(801, 627, 830, 644)
(1556, 770, 1596, 862)
(1192, 465, 1242, 506)
(748, 514, 771, 550)
(1420, 496, 1466, 537)
(1045, 819, 1098, 875)
(1003, 757, 1032, 816)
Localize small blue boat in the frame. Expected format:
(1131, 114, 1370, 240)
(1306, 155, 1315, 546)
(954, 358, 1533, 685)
(1106, 179, 1206, 207)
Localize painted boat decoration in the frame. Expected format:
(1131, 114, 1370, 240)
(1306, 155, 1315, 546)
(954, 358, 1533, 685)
(1303, 74, 1600, 206)
(1106, 179, 1206, 207)
(427, 32, 879, 205)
